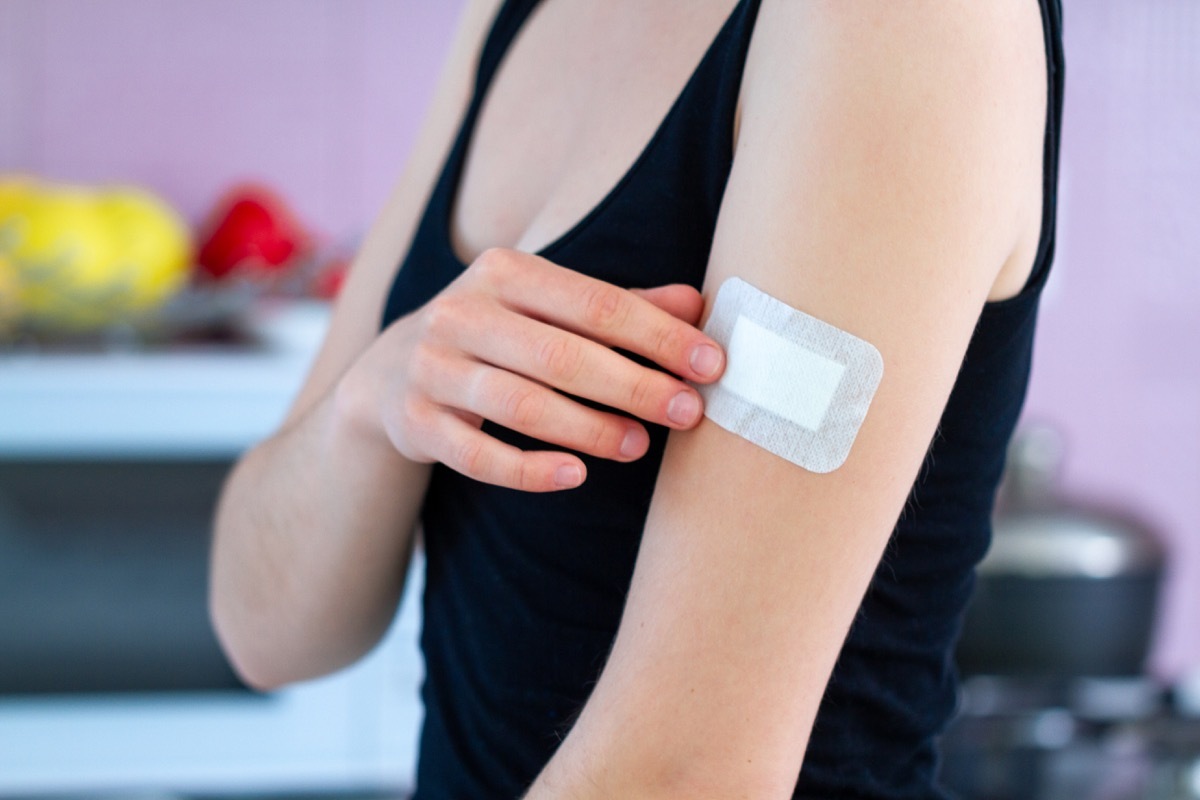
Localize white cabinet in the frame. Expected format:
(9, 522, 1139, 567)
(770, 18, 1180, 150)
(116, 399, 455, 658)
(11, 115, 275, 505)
(0, 299, 330, 459)
(0, 300, 425, 796)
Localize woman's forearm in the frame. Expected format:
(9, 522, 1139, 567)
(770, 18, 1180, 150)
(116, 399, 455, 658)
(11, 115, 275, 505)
(207, 0, 509, 691)
(209, 379, 432, 690)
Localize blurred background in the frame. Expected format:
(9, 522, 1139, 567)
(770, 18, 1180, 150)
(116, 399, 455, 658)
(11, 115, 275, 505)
(0, 1, 1196, 798)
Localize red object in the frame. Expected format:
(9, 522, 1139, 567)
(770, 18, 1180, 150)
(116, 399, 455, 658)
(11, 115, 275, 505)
(311, 257, 349, 299)
(196, 184, 310, 279)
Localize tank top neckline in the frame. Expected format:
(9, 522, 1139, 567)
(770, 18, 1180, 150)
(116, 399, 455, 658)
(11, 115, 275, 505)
(436, 0, 752, 271)
(433, 0, 1058, 315)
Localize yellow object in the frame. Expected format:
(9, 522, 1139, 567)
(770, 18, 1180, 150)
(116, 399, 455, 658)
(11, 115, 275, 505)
(0, 176, 35, 216)
(95, 187, 192, 309)
(0, 253, 18, 334)
(0, 177, 192, 331)
(0, 178, 34, 255)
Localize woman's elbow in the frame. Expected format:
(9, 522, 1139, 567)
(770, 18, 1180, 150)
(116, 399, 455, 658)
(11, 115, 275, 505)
(207, 572, 289, 692)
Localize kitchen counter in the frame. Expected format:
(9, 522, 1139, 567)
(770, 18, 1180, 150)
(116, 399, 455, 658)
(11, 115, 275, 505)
(0, 299, 426, 796)
(0, 298, 330, 459)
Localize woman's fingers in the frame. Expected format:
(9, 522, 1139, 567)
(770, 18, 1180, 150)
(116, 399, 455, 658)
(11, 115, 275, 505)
(471, 249, 724, 383)
(382, 248, 728, 492)
(429, 409, 587, 493)
(419, 353, 650, 462)
(448, 301, 705, 430)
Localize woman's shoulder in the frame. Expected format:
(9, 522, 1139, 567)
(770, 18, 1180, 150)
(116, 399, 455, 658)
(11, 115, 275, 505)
(735, 0, 1048, 153)
(730, 0, 1049, 304)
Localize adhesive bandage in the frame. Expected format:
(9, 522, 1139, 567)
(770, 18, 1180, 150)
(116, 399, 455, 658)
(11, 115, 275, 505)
(696, 277, 883, 473)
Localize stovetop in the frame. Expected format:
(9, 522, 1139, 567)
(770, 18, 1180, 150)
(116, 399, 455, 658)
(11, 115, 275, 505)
(939, 676, 1200, 800)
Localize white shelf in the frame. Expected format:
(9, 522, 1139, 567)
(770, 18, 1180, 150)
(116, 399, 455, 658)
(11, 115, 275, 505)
(0, 299, 332, 459)
(0, 297, 428, 795)
(0, 557, 427, 796)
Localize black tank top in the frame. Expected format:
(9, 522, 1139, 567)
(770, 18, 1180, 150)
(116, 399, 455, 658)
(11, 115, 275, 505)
(380, 1, 1065, 796)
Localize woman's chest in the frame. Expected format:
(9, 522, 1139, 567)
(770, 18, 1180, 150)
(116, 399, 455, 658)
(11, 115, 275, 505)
(448, 0, 743, 267)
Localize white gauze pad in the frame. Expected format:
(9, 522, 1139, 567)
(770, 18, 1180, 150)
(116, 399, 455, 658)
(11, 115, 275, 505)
(696, 277, 883, 473)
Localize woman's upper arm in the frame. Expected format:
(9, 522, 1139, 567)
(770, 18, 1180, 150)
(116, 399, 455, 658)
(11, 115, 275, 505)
(277, 0, 503, 433)
(530, 2, 1048, 797)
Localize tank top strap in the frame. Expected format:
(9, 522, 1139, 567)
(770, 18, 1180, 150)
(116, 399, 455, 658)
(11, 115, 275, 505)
(977, 0, 1065, 310)
(707, 0, 763, 166)
(471, 0, 542, 108)
(1025, 0, 1066, 295)
(653, 0, 762, 232)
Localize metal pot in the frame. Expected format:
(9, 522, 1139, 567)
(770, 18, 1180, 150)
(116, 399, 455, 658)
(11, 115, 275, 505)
(955, 424, 1166, 678)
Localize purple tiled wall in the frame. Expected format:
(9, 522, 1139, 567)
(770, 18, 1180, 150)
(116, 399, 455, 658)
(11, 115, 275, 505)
(2, 1, 1197, 677)
(1023, 0, 1200, 677)
(0, 0, 462, 246)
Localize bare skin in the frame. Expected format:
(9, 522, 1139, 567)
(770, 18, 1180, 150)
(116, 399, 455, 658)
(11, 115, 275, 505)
(453, 0, 1042, 301)
(209, 0, 730, 690)
(340, 247, 727, 492)
(212, 0, 1050, 791)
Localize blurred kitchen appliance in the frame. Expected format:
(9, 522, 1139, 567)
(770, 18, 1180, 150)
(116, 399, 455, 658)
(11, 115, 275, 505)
(0, 300, 423, 796)
(942, 423, 1181, 799)
(939, 674, 1200, 800)
(956, 423, 1166, 678)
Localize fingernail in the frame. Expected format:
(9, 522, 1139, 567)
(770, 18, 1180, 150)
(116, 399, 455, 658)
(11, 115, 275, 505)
(667, 391, 701, 426)
(620, 427, 647, 458)
(689, 344, 722, 378)
(555, 465, 583, 488)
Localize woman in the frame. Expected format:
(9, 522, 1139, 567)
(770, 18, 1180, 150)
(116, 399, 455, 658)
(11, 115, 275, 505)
(210, 0, 1065, 797)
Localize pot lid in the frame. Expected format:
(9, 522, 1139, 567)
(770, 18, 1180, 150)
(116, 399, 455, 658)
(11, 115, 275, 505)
(982, 511, 1164, 578)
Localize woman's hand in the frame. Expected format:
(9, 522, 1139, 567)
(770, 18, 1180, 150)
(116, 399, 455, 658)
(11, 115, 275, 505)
(337, 247, 726, 492)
